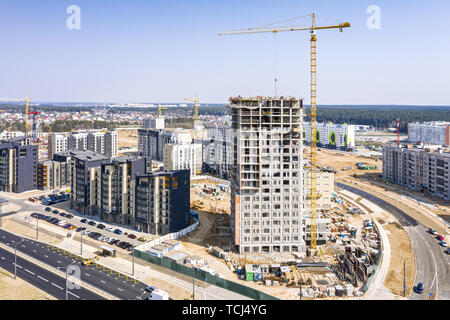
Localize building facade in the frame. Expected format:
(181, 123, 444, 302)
(230, 96, 306, 254)
(408, 122, 450, 146)
(163, 143, 202, 176)
(100, 156, 147, 225)
(304, 122, 355, 151)
(134, 170, 190, 236)
(0, 137, 38, 193)
(383, 144, 450, 200)
(143, 118, 165, 130)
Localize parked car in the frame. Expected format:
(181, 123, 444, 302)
(125, 245, 134, 251)
(88, 221, 97, 226)
(45, 207, 52, 212)
(128, 234, 137, 240)
(437, 235, 444, 241)
(415, 282, 424, 294)
(97, 224, 106, 230)
(69, 225, 77, 230)
(111, 239, 120, 245)
(81, 230, 90, 235)
(65, 214, 74, 219)
(428, 228, 438, 235)
(117, 241, 127, 248)
(31, 213, 38, 218)
(145, 286, 157, 293)
(138, 236, 147, 242)
(441, 241, 448, 247)
(62, 224, 71, 229)
(113, 229, 123, 235)
(106, 226, 114, 232)
(52, 209, 59, 214)
(80, 219, 88, 223)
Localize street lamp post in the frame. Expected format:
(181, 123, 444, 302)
(14, 239, 25, 279)
(192, 268, 195, 300)
(36, 214, 39, 240)
(80, 232, 83, 256)
(132, 244, 134, 276)
(403, 260, 406, 297)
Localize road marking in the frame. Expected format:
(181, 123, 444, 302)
(38, 276, 49, 282)
(0, 257, 4, 260)
(118, 288, 123, 292)
(417, 230, 439, 299)
(25, 269, 35, 275)
(85, 273, 90, 277)
(16, 264, 22, 269)
(33, 250, 37, 253)
(101, 280, 106, 284)
(51, 283, 64, 290)
(44, 255, 48, 258)
(57, 260, 61, 264)
(69, 291, 80, 299)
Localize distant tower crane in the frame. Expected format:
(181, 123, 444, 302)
(182, 93, 200, 128)
(219, 13, 350, 249)
(0, 95, 32, 136)
(397, 118, 400, 145)
(158, 104, 168, 117)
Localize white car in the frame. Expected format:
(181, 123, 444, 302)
(81, 230, 90, 235)
(57, 221, 67, 226)
(106, 227, 114, 232)
(441, 241, 448, 247)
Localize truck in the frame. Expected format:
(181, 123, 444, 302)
(148, 289, 169, 300)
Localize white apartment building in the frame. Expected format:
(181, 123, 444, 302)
(408, 121, 450, 146)
(0, 131, 25, 140)
(383, 143, 450, 200)
(50, 129, 118, 160)
(304, 122, 355, 150)
(202, 124, 233, 179)
(230, 96, 306, 254)
(163, 143, 202, 176)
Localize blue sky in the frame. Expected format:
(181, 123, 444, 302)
(0, 0, 449, 105)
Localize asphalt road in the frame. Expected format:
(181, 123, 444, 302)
(0, 229, 152, 300)
(336, 182, 450, 300)
(0, 246, 105, 300)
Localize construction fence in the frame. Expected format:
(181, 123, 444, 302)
(135, 222, 199, 252)
(133, 249, 279, 300)
(191, 175, 231, 186)
(361, 221, 383, 292)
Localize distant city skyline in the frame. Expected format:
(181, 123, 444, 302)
(1, 0, 450, 105)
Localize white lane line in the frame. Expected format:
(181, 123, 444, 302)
(100, 280, 106, 284)
(25, 269, 35, 275)
(69, 291, 80, 299)
(57, 260, 61, 264)
(16, 264, 23, 269)
(118, 288, 124, 292)
(38, 276, 49, 282)
(44, 255, 48, 258)
(0, 257, 4, 260)
(51, 283, 64, 290)
(85, 273, 90, 277)
(33, 250, 37, 253)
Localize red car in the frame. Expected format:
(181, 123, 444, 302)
(128, 234, 137, 239)
(437, 235, 444, 241)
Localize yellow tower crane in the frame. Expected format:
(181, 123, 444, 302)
(182, 93, 200, 128)
(158, 104, 168, 117)
(0, 95, 32, 136)
(219, 13, 350, 249)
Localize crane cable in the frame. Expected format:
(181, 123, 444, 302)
(273, 32, 278, 97)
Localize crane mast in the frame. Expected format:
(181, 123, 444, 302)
(219, 13, 350, 250)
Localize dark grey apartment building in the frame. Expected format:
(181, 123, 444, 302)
(0, 137, 38, 193)
(100, 156, 147, 225)
(70, 150, 108, 215)
(135, 170, 190, 235)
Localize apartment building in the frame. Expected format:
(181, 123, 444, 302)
(0, 130, 25, 140)
(48, 133, 68, 159)
(100, 156, 147, 225)
(383, 144, 450, 200)
(230, 96, 305, 254)
(37, 155, 71, 191)
(163, 143, 203, 176)
(143, 118, 165, 130)
(304, 122, 355, 151)
(408, 121, 450, 146)
(201, 124, 233, 179)
(70, 150, 109, 215)
(138, 128, 192, 162)
(50, 129, 118, 159)
(0, 137, 38, 193)
(135, 170, 190, 236)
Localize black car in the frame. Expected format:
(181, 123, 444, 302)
(75, 227, 85, 232)
(97, 224, 106, 230)
(117, 241, 127, 248)
(51, 219, 60, 225)
(45, 216, 53, 222)
(125, 245, 134, 251)
(88, 221, 97, 226)
(65, 214, 74, 219)
(80, 219, 88, 223)
(45, 207, 52, 212)
(59, 212, 66, 217)
(111, 239, 120, 245)
(30, 213, 38, 218)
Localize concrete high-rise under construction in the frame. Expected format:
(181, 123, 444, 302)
(230, 96, 306, 254)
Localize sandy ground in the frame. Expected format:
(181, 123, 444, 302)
(117, 129, 138, 148)
(0, 268, 56, 300)
(382, 222, 415, 296)
(2, 216, 64, 245)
